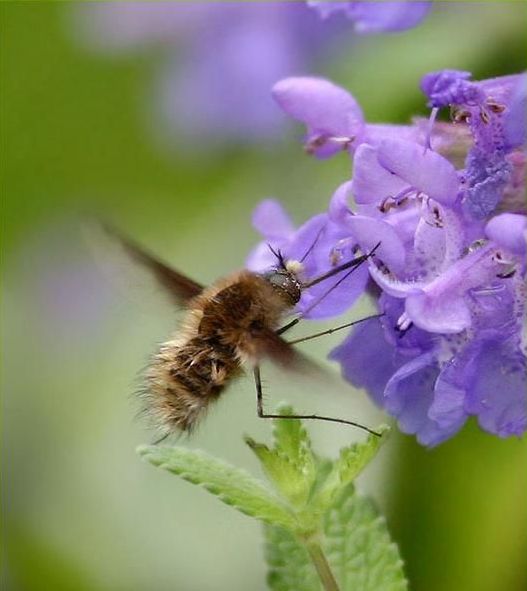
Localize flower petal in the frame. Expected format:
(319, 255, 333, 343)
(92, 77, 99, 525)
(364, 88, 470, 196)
(504, 73, 527, 149)
(294, 216, 369, 318)
(465, 339, 526, 437)
(344, 215, 407, 273)
(252, 199, 295, 241)
(377, 139, 460, 205)
(485, 213, 527, 256)
(351, 143, 408, 204)
(405, 292, 472, 334)
(272, 76, 365, 157)
(329, 315, 399, 406)
(300, 262, 369, 318)
(384, 352, 465, 446)
(404, 244, 500, 333)
(328, 180, 353, 223)
(246, 200, 295, 271)
(308, 1, 431, 34)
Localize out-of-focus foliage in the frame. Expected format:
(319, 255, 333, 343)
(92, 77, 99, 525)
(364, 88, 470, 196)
(2, 3, 526, 591)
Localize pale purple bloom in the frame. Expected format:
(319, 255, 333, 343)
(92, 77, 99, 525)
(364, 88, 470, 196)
(75, 2, 345, 145)
(307, 1, 431, 33)
(272, 77, 366, 157)
(272, 76, 426, 157)
(75, 2, 431, 147)
(258, 69, 526, 445)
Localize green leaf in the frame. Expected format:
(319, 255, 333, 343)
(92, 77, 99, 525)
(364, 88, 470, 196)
(272, 404, 316, 482)
(137, 445, 297, 531)
(264, 485, 407, 591)
(244, 405, 318, 509)
(245, 437, 311, 508)
(324, 485, 408, 591)
(337, 425, 390, 484)
(311, 426, 390, 514)
(264, 525, 320, 591)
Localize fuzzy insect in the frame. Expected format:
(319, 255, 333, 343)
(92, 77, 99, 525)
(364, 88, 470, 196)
(103, 226, 380, 439)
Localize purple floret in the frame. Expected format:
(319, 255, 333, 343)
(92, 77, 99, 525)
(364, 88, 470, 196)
(254, 68, 527, 446)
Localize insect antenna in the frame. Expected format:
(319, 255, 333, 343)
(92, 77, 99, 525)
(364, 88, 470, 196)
(299, 225, 326, 263)
(267, 243, 287, 269)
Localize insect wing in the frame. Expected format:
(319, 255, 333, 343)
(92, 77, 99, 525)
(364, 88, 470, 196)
(84, 221, 204, 308)
(251, 327, 332, 383)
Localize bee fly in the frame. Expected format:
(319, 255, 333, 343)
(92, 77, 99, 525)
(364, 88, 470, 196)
(101, 226, 381, 440)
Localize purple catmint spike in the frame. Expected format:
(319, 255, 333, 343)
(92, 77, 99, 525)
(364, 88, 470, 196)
(250, 68, 526, 446)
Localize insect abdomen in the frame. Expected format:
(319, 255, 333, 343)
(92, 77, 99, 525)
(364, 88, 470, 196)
(146, 337, 242, 432)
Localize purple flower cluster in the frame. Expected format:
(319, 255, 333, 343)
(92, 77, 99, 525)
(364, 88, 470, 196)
(249, 70, 526, 446)
(74, 2, 430, 147)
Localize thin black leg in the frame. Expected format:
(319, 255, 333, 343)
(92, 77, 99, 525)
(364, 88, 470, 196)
(252, 365, 381, 437)
(276, 317, 301, 336)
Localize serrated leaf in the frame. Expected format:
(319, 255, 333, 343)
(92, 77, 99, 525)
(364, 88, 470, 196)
(245, 437, 311, 508)
(138, 445, 297, 531)
(324, 485, 408, 591)
(264, 525, 320, 591)
(272, 405, 316, 477)
(311, 426, 390, 514)
(337, 425, 390, 484)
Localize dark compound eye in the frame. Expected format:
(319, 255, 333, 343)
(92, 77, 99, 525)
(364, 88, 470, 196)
(263, 269, 302, 305)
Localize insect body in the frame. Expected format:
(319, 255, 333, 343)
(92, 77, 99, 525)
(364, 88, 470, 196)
(147, 268, 301, 432)
(102, 226, 380, 438)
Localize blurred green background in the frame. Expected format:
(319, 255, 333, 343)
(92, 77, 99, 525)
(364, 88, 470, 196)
(2, 2, 526, 590)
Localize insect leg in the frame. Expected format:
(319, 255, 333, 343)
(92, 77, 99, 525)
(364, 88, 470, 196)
(276, 317, 301, 336)
(253, 365, 381, 437)
(286, 313, 384, 346)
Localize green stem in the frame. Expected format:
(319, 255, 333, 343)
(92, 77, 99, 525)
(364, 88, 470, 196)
(305, 539, 340, 591)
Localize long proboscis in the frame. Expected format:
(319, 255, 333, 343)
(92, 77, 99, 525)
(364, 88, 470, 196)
(301, 242, 381, 289)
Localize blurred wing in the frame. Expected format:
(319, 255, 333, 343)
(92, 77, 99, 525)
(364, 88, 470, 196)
(83, 221, 204, 308)
(251, 327, 333, 383)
